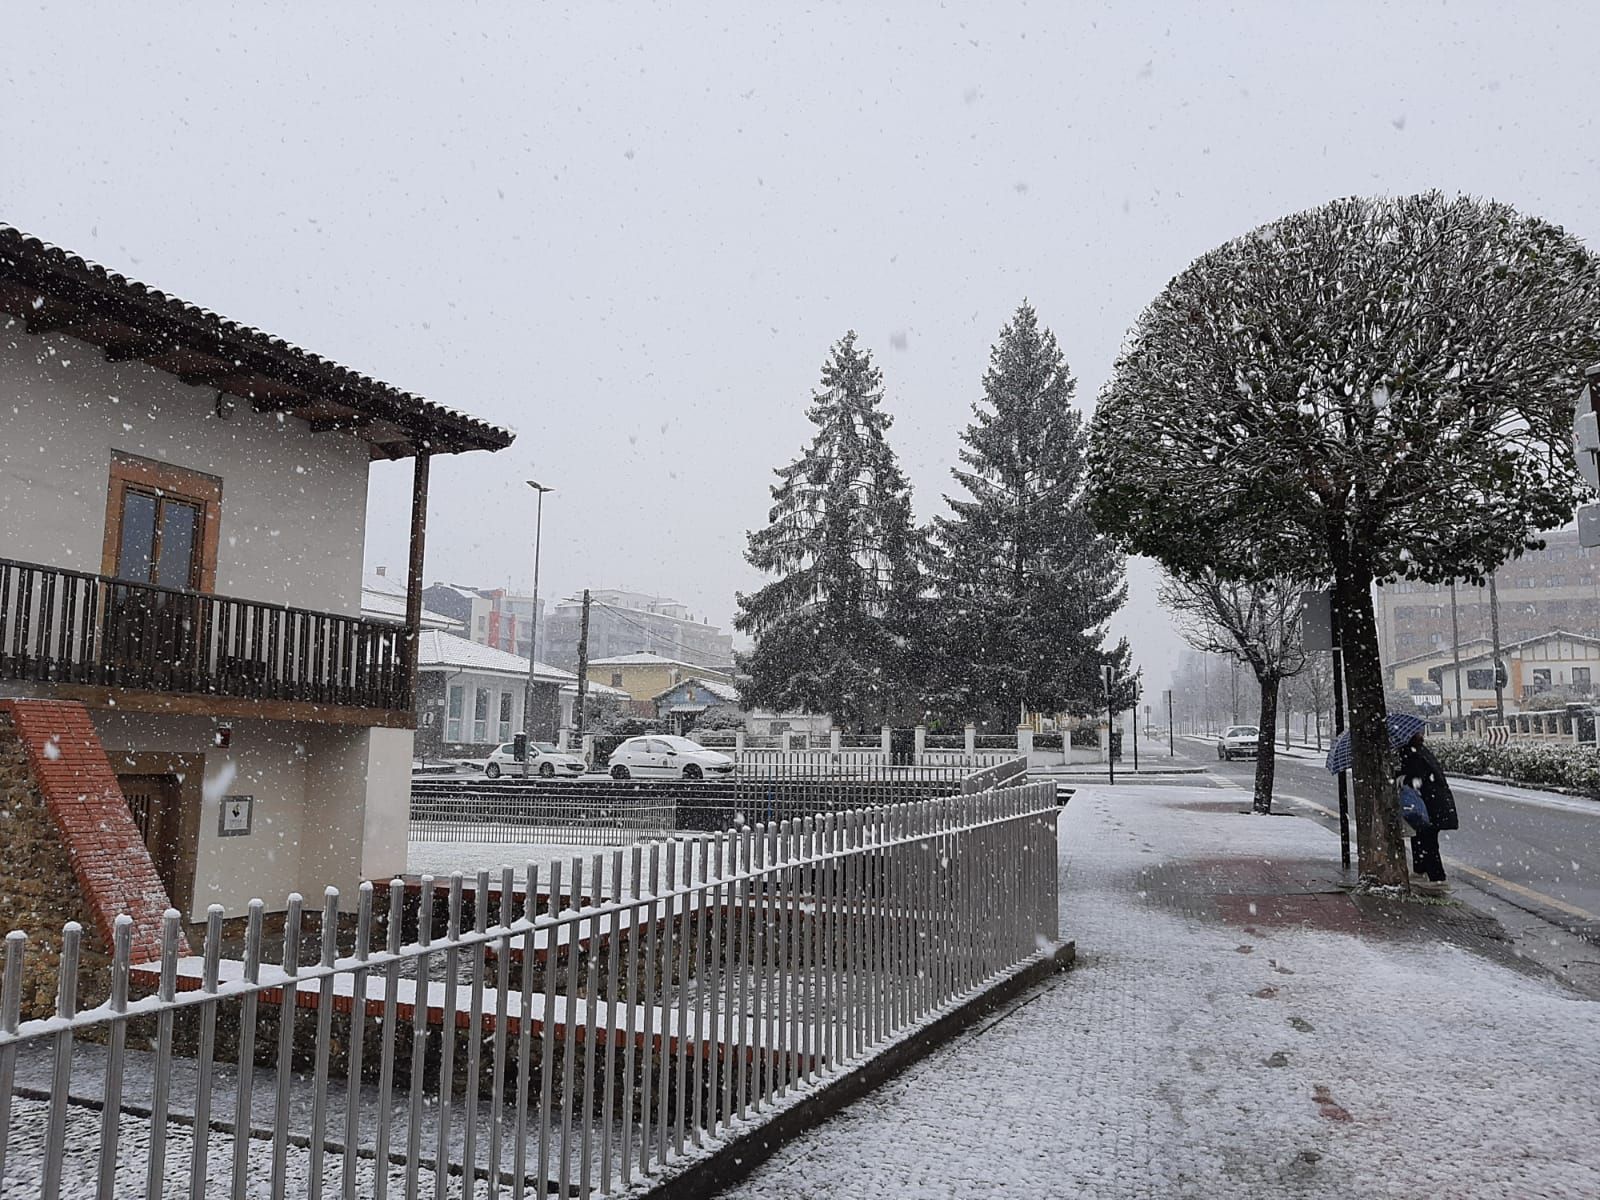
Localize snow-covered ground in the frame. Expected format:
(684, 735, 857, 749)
(721, 783, 1600, 1200)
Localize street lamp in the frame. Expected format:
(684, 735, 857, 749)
(523, 480, 554, 779)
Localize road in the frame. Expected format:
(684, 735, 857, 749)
(1177, 735, 1600, 940)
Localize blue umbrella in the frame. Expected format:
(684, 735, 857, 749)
(1324, 712, 1428, 774)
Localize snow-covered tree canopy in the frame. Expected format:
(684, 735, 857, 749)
(1089, 192, 1600, 588)
(933, 302, 1130, 721)
(735, 331, 927, 726)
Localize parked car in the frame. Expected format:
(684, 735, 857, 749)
(608, 735, 735, 780)
(484, 741, 586, 778)
(1217, 725, 1260, 761)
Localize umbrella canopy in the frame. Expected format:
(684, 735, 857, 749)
(1324, 712, 1428, 774)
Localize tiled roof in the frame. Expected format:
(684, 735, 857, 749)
(0, 223, 513, 458)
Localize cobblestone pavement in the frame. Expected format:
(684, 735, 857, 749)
(718, 783, 1600, 1200)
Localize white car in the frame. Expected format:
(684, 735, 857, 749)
(1217, 725, 1260, 761)
(484, 741, 586, 778)
(608, 735, 735, 780)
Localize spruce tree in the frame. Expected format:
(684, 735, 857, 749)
(933, 302, 1129, 726)
(735, 332, 927, 727)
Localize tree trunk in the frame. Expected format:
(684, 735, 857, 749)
(1252, 677, 1279, 814)
(1333, 564, 1409, 888)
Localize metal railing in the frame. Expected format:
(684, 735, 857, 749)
(407, 766, 1020, 845)
(0, 556, 410, 711)
(410, 789, 678, 845)
(0, 783, 1060, 1199)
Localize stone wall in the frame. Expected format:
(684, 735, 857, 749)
(0, 711, 109, 1021)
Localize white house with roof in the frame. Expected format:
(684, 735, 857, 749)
(413, 630, 625, 757)
(1434, 630, 1600, 712)
(0, 222, 512, 926)
(652, 676, 744, 732)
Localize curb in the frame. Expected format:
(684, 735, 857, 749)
(636, 941, 1078, 1200)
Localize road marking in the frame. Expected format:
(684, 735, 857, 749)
(1282, 793, 1600, 925)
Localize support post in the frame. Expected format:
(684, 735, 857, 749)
(402, 452, 431, 701)
(1166, 689, 1174, 757)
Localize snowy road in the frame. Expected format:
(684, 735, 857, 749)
(1207, 746, 1600, 935)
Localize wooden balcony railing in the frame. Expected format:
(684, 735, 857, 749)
(0, 557, 411, 712)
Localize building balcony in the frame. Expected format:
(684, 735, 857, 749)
(0, 557, 413, 726)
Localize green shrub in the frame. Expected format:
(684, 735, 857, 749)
(1429, 738, 1600, 796)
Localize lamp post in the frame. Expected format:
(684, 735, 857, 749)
(522, 480, 553, 779)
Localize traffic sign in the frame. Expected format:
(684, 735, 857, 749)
(1580, 501, 1600, 549)
(1577, 372, 1600, 493)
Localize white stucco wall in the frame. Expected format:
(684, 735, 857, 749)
(0, 325, 370, 615)
(88, 709, 413, 919)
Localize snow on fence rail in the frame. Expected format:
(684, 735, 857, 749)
(0, 782, 1060, 1199)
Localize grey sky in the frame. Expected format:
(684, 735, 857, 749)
(5, 1, 1597, 692)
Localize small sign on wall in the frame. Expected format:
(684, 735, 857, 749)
(219, 794, 254, 837)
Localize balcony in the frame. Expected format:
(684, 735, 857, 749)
(0, 557, 412, 724)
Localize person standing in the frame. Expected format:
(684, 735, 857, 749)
(1398, 731, 1459, 890)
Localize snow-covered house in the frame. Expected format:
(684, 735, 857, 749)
(653, 676, 744, 733)
(1434, 631, 1600, 712)
(0, 224, 512, 923)
(413, 630, 627, 756)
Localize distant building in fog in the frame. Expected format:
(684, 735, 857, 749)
(1375, 528, 1600, 670)
(541, 590, 734, 674)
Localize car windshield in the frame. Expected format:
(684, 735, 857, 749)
(660, 736, 703, 751)
(533, 741, 558, 753)
(1227, 727, 1258, 737)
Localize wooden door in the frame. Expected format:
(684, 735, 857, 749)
(118, 773, 185, 910)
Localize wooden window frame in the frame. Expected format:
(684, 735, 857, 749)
(101, 451, 223, 593)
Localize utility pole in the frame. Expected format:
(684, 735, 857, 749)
(1165, 688, 1174, 757)
(1488, 571, 1506, 722)
(1448, 580, 1465, 732)
(575, 589, 592, 739)
(522, 480, 553, 778)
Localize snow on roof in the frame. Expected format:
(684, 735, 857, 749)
(414, 631, 630, 695)
(359, 587, 462, 632)
(414, 630, 573, 683)
(589, 650, 734, 672)
(653, 676, 742, 704)
(1449, 629, 1600, 667)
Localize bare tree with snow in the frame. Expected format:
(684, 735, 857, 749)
(1160, 571, 1307, 814)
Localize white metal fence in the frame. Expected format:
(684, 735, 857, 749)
(0, 782, 1060, 1199)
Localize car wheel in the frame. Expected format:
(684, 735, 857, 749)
(683, 763, 703, 781)
(611, 764, 631, 780)
(539, 761, 555, 778)
(485, 762, 501, 779)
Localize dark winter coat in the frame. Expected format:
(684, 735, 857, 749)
(1397, 742, 1459, 832)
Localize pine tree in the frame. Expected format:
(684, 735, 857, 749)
(735, 332, 927, 727)
(932, 302, 1129, 726)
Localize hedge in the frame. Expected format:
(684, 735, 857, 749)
(1430, 738, 1600, 797)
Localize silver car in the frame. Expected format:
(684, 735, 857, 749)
(1216, 725, 1260, 761)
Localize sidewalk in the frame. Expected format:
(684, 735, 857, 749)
(719, 783, 1600, 1199)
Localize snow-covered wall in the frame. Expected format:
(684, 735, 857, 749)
(0, 326, 370, 616)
